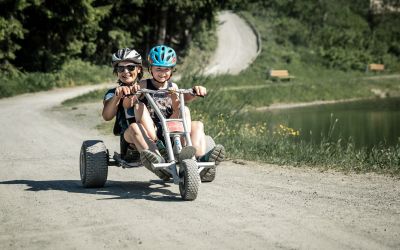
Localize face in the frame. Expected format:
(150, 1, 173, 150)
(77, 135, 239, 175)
(117, 61, 141, 85)
(151, 66, 172, 83)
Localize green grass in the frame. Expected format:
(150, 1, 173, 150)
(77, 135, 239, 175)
(68, 82, 400, 176)
(202, 112, 400, 175)
(179, 10, 400, 175)
(62, 88, 106, 106)
(60, 9, 400, 176)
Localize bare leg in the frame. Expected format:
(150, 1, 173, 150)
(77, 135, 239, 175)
(134, 103, 157, 141)
(191, 121, 206, 157)
(176, 106, 206, 157)
(183, 106, 192, 133)
(123, 123, 157, 152)
(123, 123, 148, 151)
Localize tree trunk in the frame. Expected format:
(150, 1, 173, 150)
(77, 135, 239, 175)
(157, 6, 167, 44)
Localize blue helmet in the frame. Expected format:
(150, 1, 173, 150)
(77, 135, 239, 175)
(148, 45, 177, 67)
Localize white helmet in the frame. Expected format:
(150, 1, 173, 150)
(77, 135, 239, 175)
(111, 48, 142, 67)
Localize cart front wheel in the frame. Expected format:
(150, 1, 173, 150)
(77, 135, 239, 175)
(179, 159, 200, 201)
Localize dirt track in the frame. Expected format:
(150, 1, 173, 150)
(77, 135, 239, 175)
(0, 86, 399, 250)
(203, 11, 259, 75)
(1, 12, 400, 250)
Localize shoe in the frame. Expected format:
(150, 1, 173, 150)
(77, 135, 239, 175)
(123, 145, 140, 163)
(200, 144, 225, 165)
(156, 140, 168, 160)
(140, 150, 165, 170)
(178, 146, 196, 161)
(155, 169, 171, 181)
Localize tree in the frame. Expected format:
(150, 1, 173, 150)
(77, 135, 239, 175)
(93, 0, 220, 65)
(0, 0, 28, 71)
(13, 0, 108, 72)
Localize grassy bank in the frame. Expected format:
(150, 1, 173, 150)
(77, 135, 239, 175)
(184, 10, 400, 175)
(61, 8, 400, 175)
(63, 81, 400, 176)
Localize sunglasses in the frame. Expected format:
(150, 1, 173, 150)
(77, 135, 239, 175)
(116, 65, 136, 73)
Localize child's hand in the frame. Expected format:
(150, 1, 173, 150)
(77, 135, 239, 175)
(192, 86, 207, 97)
(167, 85, 179, 96)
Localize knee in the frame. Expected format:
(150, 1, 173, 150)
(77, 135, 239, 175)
(128, 123, 141, 136)
(184, 106, 191, 117)
(191, 121, 204, 131)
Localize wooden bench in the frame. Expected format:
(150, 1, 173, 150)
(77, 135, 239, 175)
(268, 69, 295, 81)
(366, 64, 384, 73)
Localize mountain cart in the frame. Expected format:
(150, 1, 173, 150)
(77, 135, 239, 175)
(79, 88, 219, 200)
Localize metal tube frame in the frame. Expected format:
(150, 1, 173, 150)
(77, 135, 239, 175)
(139, 89, 216, 184)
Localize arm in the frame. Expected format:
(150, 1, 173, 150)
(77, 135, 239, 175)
(102, 86, 130, 121)
(102, 96, 120, 121)
(184, 85, 207, 103)
(170, 83, 181, 118)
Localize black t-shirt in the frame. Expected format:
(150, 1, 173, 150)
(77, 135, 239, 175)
(104, 87, 136, 135)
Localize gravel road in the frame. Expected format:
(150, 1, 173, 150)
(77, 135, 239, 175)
(0, 85, 399, 250)
(1, 11, 399, 250)
(203, 11, 259, 75)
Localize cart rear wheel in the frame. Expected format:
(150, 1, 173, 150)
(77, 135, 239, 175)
(200, 135, 217, 182)
(179, 159, 200, 201)
(80, 140, 108, 188)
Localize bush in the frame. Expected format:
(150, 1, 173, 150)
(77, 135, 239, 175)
(0, 59, 113, 98)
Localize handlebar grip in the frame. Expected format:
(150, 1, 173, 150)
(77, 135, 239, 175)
(191, 87, 206, 98)
(122, 93, 138, 98)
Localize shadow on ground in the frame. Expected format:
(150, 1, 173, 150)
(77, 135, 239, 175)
(0, 179, 182, 202)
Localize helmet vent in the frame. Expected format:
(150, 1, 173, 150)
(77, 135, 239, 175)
(148, 45, 177, 67)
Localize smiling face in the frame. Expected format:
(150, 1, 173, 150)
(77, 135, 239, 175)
(150, 66, 172, 83)
(117, 61, 141, 85)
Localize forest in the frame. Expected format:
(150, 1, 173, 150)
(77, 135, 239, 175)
(0, 0, 399, 91)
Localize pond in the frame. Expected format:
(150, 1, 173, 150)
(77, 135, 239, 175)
(248, 97, 400, 149)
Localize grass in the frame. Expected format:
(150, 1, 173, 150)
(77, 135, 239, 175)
(178, 10, 400, 175)
(61, 9, 400, 175)
(0, 59, 113, 98)
(66, 81, 400, 176)
(62, 89, 106, 106)
(204, 112, 400, 175)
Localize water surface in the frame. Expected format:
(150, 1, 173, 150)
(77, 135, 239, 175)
(248, 97, 400, 148)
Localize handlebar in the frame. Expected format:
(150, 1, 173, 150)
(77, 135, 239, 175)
(122, 88, 205, 98)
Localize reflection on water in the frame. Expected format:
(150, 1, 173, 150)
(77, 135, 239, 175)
(248, 97, 400, 148)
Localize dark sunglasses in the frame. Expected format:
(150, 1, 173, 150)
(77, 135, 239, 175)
(116, 65, 136, 73)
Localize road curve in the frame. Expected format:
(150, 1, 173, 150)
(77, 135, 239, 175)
(203, 11, 259, 75)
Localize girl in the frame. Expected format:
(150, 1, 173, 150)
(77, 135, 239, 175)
(102, 48, 161, 165)
(137, 45, 225, 169)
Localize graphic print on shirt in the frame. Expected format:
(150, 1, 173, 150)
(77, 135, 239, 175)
(124, 106, 135, 119)
(149, 92, 173, 120)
